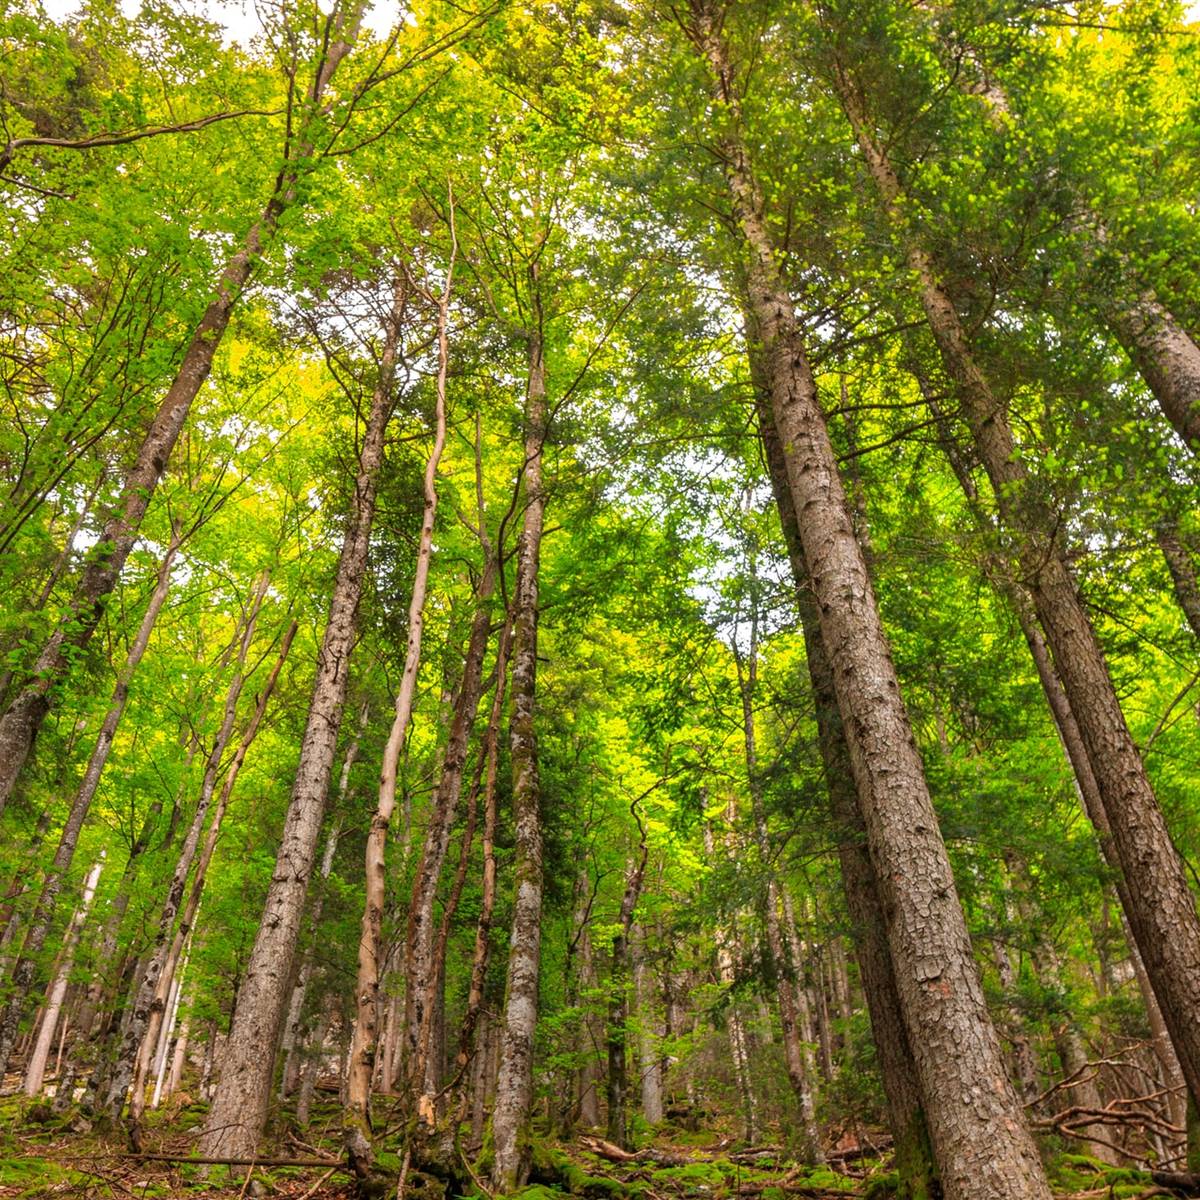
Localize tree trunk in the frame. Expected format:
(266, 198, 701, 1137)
(200, 267, 404, 1163)
(491, 316, 549, 1195)
(405, 556, 496, 1118)
(23, 855, 104, 1096)
(1157, 518, 1200, 641)
(634, 927, 664, 1127)
(103, 572, 269, 1127)
(0, 532, 180, 1076)
(757, 376, 936, 1198)
(344, 255, 452, 1182)
(128, 618, 297, 1138)
(689, 12, 1050, 1196)
(0, 2, 366, 812)
(834, 52, 1200, 1126)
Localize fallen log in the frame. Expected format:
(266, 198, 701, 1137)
(121, 1153, 345, 1170)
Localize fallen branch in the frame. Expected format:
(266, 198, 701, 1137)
(121, 1152, 344, 1169)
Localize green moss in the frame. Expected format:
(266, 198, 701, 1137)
(793, 1166, 858, 1192)
(862, 1171, 898, 1199)
(0, 1155, 88, 1198)
(513, 1185, 568, 1200)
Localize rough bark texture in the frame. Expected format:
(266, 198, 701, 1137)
(490, 321, 548, 1194)
(198, 263, 396, 1163)
(688, 11, 1050, 1196)
(0, 535, 179, 1076)
(0, 5, 365, 812)
(834, 65, 1200, 1121)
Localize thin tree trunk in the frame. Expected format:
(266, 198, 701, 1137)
(0, 3, 365, 812)
(834, 53, 1200, 1125)
(491, 312, 549, 1194)
(634, 926, 664, 1127)
(128, 617, 297, 1137)
(734, 540, 822, 1158)
(0, 533, 181, 1076)
(607, 824, 649, 1150)
(281, 806, 349, 1100)
(23, 856, 104, 1096)
(104, 572, 269, 1127)
(200, 268, 406, 1163)
(344, 251, 452, 1180)
(1157, 518, 1200, 641)
(687, 11, 1049, 1195)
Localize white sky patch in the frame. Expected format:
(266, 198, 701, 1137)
(39, 0, 403, 45)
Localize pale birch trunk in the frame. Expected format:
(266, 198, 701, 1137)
(23, 856, 104, 1096)
(344, 249, 452, 1180)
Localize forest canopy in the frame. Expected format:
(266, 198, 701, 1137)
(1, 1, 1199, 1199)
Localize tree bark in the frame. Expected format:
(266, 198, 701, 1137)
(491, 315, 549, 1194)
(1157, 518, 1200, 641)
(833, 51, 1200, 1126)
(343, 253, 452, 1182)
(199, 267, 404, 1163)
(687, 10, 1050, 1195)
(0, 531, 181, 1076)
(756, 371, 936, 1198)
(0, 1, 366, 812)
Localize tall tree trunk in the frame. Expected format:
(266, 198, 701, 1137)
(0, 531, 180, 1076)
(490, 315, 549, 1194)
(103, 572, 270, 1128)
(833, 55, 1200, 1122)
(200, 270, 406, 1162)
(757, 380, 936, 1198)
(0, 2, 366, 812)
(686, 10, 1049, 1196)
(634, 926, 664, 1127)
(405, 559, 495, 1120)
(23, 855, 104, 1096)
(344, 252, 452, 1180)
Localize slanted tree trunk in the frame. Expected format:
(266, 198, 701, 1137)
(1157, 518, 1200, 641)
(491, 315, 549, 1195)
(0, 1, 366, 812)
(104, 572, 270, 1129)
(128, 618, 297, 1139)
(685, 9, 1050, 1195)
(0, 531, 181, 1076)
(344, 252, 452, 1183)
(23, 855, 104, 1096)
(832, 50, 1200, 1125)
(200, 269, 406, 1163)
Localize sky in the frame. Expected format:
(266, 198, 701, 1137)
(36, 0, 1200, 46)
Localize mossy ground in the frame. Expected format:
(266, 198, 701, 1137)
(0, 1096, 1173, 1199)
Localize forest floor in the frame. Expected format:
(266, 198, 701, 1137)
(0, 1089, 1182, 1200)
